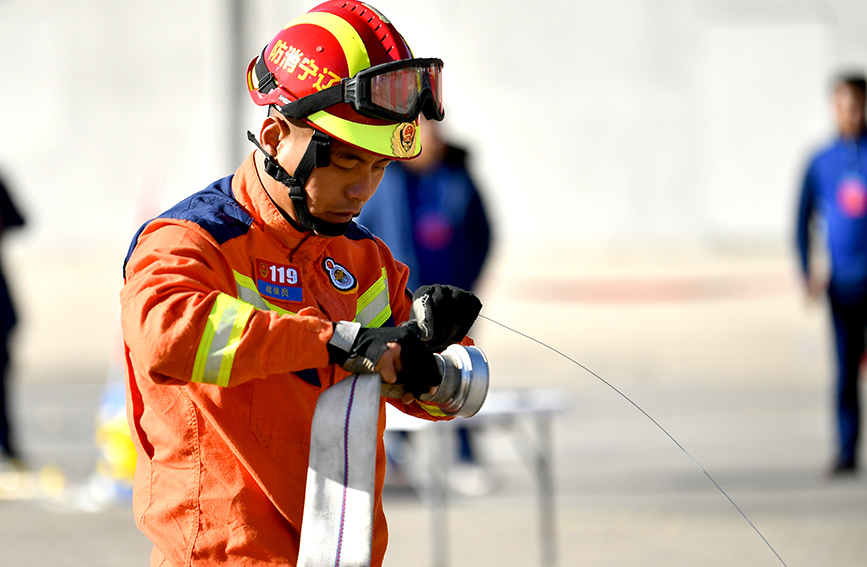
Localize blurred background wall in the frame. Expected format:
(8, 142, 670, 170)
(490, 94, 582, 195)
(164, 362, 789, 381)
(0, 0, 864, 375)
(2, 0, 865, 252)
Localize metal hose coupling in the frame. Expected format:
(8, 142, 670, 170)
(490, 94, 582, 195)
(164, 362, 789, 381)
(419, 344, 490, 417)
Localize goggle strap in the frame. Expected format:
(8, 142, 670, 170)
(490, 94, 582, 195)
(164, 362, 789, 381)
(278, 85, 345, 120)
(255, 48, 278, 94)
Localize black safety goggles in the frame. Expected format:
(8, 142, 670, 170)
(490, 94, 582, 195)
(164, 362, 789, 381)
(258, 54, 444, 123)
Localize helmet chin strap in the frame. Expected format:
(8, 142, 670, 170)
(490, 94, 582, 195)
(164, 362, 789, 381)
(246, 130, 352, 237)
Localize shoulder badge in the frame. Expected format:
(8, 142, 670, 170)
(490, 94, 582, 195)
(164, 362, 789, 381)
(323, 257, 357, 293)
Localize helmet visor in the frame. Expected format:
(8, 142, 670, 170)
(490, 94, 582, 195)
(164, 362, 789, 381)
(361, 59, 444, 123)
(270, 57, 444, 124)
(343, 59, 445, 122)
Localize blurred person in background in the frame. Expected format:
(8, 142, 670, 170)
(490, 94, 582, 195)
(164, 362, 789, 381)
(796, 72, 867, 477)
(120, 2, 481, 565)
(0, 172, 25, 467)
(357, 117, 491, 294)
(357, 116, 493, 494)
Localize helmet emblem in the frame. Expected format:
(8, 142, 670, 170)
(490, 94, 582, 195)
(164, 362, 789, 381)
(391, 122, 417, 158)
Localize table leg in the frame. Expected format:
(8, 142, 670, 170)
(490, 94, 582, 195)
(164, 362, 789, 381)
(535, 415, 557, 567)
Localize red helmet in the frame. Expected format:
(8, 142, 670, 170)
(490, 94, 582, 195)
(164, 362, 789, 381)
(247, 1, 443, 160)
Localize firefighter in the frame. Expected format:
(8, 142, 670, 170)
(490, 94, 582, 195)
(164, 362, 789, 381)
(120, 2, 481, 565)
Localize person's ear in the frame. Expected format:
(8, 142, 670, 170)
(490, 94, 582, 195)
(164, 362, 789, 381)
(259, 115, 291, 157)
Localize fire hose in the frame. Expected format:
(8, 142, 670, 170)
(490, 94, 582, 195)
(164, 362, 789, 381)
(297, 344, 489, 567)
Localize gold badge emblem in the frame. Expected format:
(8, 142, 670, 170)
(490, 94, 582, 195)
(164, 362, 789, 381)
(391, 122, 417, 158)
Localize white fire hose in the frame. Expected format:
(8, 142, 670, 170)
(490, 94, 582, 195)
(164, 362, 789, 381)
(297, 344, 489, 567)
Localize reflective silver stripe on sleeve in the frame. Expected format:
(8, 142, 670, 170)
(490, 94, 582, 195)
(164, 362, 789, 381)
(233, 270, 295, 316)
(355, 268, 391, 328)
(191, 294, 255, 387)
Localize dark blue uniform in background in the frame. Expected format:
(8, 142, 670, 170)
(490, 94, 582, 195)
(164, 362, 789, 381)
(0, 174, 24, 460)
(357, 145, 491, 293)
(796, 131, 867, 469)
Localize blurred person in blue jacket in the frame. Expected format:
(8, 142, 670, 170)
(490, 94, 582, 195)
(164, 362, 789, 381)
(358, 117, 491, 293)
(0, 172, 25, 465)
(358, 117, 493, 494)
(796, 73, 867, 477)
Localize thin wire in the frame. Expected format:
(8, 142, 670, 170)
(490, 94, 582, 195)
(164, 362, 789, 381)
(478, 313, 788, 567)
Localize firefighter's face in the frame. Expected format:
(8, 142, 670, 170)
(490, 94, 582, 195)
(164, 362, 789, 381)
(268, 118, 391, 226)
(303, 139, 392, 225)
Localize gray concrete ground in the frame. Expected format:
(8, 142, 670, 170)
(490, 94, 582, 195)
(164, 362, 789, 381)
(1, 246, 865, 566)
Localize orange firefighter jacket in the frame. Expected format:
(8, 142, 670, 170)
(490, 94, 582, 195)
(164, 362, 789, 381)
(121, 153, 454, 566)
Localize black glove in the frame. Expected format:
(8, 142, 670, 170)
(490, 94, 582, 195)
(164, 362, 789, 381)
(327, 321, 441, 397)
(405, 285, 482, 352)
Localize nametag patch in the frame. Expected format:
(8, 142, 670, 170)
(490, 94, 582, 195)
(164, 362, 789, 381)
(255, 258, 303, 302)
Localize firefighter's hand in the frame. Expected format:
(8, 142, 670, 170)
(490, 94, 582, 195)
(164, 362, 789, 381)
(374, 343, 436, 404)
(327, 322, 441, 398)
(405, 284, 482, 352)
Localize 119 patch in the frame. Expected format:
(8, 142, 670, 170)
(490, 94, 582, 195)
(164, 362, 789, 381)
(255, 258, 303, 302)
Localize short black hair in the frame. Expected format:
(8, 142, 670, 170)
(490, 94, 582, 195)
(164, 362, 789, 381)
(835, 72, 867, 95)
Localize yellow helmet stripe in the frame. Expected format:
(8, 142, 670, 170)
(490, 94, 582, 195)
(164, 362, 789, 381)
(309, 111, 420, 159)
(284, 12, 371, 78)
(247, 64, 258, 92)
